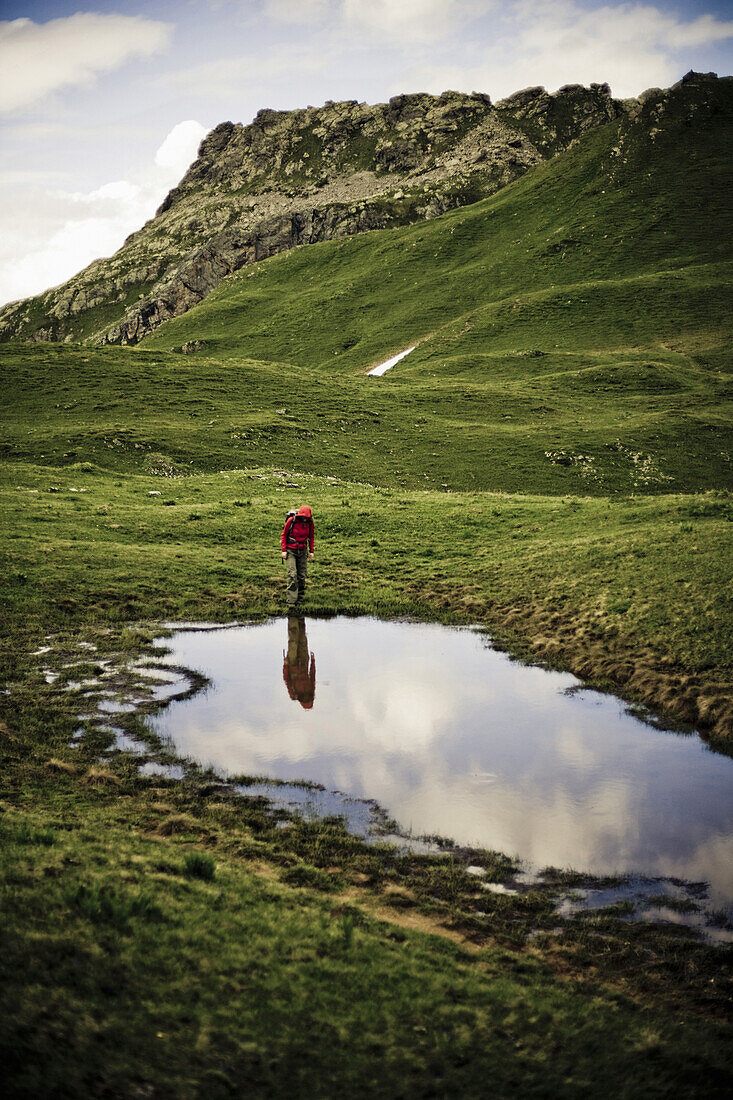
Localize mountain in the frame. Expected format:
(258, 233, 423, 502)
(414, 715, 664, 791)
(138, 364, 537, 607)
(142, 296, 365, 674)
(141, 70, 732, 374)
(2, 71, 730, 499)
(0, 82, 624, 345)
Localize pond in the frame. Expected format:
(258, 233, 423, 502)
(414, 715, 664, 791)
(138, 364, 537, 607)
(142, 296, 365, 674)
(149, 617, 733, 907)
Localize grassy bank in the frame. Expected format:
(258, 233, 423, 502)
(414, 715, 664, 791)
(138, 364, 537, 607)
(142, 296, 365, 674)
(2, 455, 731, 742)
(2, 446, 732, 1093)
(2, 623, 732, 1098)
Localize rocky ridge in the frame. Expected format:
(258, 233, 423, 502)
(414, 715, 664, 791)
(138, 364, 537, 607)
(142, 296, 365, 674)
(0, 78, 704, 347)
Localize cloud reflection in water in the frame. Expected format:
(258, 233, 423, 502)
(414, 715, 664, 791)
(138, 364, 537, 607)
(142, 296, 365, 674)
(150, 618, 733, 903)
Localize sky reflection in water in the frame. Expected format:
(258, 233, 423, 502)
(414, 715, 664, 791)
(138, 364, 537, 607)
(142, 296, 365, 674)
(150, 618, 733, 903)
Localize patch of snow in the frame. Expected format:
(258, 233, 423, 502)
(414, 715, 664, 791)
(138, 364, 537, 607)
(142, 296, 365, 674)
(367, 346, 416, 376)
(481, 882, 519, 895)
(466, 865, 487, 877)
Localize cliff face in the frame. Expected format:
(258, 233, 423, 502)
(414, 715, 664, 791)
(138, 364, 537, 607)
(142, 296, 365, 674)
(0, 83, 625, 346)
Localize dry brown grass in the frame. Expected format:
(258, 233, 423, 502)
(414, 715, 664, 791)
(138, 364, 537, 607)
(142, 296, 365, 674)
(45, 757, 79, 775)
(482, 598, 733, 742)
(83, 765, 121, 786)
(155, 814, 201, 836)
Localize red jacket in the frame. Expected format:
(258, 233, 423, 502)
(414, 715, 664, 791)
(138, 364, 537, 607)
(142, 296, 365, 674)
(283, 653, 316, 709)
(281, 506, 315, 553)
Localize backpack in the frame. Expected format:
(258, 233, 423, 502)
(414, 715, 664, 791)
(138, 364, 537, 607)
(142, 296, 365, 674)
(285, 510, 312, 548)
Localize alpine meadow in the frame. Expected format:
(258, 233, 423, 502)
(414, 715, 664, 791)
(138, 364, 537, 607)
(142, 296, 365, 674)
(1, 69, 732, 1098)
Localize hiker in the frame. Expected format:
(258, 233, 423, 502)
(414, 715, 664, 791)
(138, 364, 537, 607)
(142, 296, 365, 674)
(281, 505, 315, 606)
(283, 616, 316, 709)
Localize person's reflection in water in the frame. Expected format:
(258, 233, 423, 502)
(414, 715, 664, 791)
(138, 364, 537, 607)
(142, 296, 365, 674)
(283, 616, 316, 709)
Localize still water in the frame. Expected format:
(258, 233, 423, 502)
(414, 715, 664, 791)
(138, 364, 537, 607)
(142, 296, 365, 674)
(150, 617, 733, 904)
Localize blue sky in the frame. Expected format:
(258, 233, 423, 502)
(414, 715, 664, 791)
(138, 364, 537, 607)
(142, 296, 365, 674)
(1, 0, 732, 305)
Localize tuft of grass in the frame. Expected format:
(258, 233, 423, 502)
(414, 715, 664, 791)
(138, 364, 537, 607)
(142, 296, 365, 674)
(12, 823, 56, 846)
(281, 863, 341, 892)
(183, 851, 216, 880)
(63, 882, 163, 930)
(45, 757, 78, 776)
(83, 765, 121, 787)
(156, 814, 201, 836)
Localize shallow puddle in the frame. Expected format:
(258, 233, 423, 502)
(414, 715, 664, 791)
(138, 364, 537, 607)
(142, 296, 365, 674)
(149, 617, 733, 907)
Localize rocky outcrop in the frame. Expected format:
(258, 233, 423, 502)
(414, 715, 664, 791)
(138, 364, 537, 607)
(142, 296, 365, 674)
(496, 81, 619, 153)
(0, 83, 629, 346)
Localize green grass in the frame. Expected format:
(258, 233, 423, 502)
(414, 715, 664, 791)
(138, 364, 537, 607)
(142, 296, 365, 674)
(1, 334, 730, 496)
(142, 82, 733, 375)
(1, 459, 730, 738)
(183, 851, 216, 881)
(2, 714, 731, 1098)
(1, 75, 732, 1096)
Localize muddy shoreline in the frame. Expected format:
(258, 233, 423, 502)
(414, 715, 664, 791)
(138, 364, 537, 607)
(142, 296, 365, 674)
(463, 597, 731, 751)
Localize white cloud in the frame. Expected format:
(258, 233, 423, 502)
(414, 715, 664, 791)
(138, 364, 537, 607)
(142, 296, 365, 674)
(513, 2, 733, 60)
(264, 0, 331, 23)
(343, 0, 459, 37)
(657, 10, 733, 48)
(0, 12, 172, 114)
(3, 214, 134, 306)
(159, 46, 327, 103)
(404, 1, 733, 100)
(154, 119, 209, 174)
(0, 120, 208, 306)
(258, 0, 490, 40)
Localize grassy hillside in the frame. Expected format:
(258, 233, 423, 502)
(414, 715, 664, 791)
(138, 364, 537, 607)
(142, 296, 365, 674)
(138, 79, 733, 494)
(0, 84, 623, 347)
(1, 76, 732, 1097)
(0, 72, 731, 729)
(141, 79, 733, 357)
(2, 81, 730, 498)
(1, 334, 729, 498)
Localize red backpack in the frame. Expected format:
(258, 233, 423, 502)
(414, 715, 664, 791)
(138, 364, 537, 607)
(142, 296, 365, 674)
(285, 510, 312, 549)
